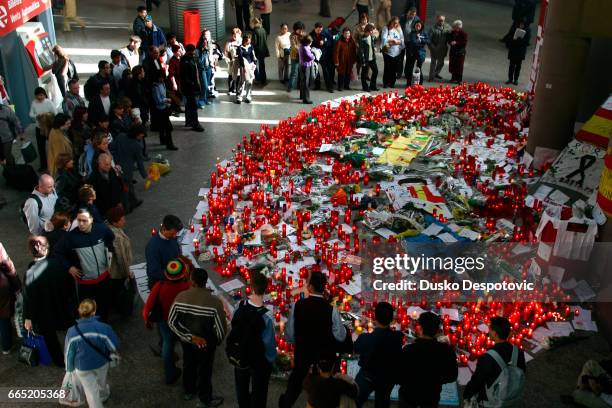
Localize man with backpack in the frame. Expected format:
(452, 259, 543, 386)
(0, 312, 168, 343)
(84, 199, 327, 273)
(168, 268, 227, 407)
(398, 311, 458, 408)
(279, 271, 347, 408)
(227, 272, 277, 408)
(463, 316, 526, 407)
(22, 174, 58, 235)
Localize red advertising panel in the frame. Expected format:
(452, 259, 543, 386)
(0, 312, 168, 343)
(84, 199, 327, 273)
(0, 0, 51, 37)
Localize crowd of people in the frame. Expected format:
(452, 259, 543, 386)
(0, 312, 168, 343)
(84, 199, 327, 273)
(2, 222, 530, 408)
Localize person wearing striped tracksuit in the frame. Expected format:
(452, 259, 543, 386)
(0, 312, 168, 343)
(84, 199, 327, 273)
(168, 268, 228, 407)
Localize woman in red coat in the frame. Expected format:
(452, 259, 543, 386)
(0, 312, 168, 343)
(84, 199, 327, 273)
(448, 20, 468, 83)
(333, 27, 358, 91)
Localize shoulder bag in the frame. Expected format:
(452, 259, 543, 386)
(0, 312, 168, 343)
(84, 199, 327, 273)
(74, 324, 120, 368)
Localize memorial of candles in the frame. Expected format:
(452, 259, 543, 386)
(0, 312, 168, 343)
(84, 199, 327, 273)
(177, 83, 602, 373)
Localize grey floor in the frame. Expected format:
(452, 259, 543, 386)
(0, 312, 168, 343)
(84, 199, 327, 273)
(0, 0, 609, 407)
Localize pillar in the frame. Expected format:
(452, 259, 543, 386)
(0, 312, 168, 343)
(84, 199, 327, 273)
(526, 0, 590, 156)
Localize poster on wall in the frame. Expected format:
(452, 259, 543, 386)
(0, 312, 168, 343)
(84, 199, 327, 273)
(540, 139, 606, 198)
(0, 0, 51, 37)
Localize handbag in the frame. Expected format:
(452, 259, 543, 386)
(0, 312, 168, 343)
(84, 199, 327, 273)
(74, 324, 120, 368)
(18, 341, 39, 367)
(58, 371, 85, 407)
(19, 332, 52, 366)
(20, 141, 38, 163)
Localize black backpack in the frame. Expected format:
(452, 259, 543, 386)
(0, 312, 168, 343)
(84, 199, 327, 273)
(20, 194, 42, 225)
(225, 300, 268, 369)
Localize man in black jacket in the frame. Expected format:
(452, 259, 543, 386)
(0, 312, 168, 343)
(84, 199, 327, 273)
(399, 312, 458, 408)
(87, 82, 113, 126)
(84, 61, 114, 102)
(142, 46, 164, 88)
(133, 6, 148, 42)
(87, 153, 123, 218)
(180, 44, 204, 132)
(279, 271, 347, 408)
(463, 317, 526, 405)
(355, 301, 403, 407)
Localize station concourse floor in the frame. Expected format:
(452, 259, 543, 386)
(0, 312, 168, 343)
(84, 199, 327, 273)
(0, 0, 609, 407)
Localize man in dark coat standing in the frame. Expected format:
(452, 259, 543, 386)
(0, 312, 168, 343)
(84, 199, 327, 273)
(87, 153, 123, 218)
(320, 0, 331, 18)
(279, 272, 347, 408)
(504, 21, 530, 85)
(180, 44, 204, 132)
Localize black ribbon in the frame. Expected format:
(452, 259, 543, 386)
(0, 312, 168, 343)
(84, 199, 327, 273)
(564, 154, 596, 187)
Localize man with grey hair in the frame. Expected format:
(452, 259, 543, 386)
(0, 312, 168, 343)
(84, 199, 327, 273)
(427, 15, 452, 81)
(22, 174, 58, 235)
(87, 153, 123, 218)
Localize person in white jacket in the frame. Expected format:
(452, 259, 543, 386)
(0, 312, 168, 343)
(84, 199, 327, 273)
(275, 23, 291, 84)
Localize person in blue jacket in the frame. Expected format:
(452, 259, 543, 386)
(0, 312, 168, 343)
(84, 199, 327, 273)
(405, 20, 429, 85)
(65, 298, 120, 407)
(145, 214, 183, 287)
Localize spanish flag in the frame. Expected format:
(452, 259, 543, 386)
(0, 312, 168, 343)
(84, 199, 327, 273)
(576, 95, 612, 149)
(406, 185, 445, 203)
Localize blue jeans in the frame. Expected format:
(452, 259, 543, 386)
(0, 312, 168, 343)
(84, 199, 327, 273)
(199, 67, 213, 106)
(0, 318, 12, 352)
(287, 58, 299, 91)
(159, 321, 178, 383)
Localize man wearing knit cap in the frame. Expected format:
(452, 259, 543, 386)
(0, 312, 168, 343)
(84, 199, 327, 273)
(144, 256, 192, 385)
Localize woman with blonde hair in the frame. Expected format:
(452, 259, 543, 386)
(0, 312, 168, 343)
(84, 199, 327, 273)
(224, 27, 243, 95)
(380, 17, 405, 88)
(48, 45, 78, 96)
(65, 299, 119, 407)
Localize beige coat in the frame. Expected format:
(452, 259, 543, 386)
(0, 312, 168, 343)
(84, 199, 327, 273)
(63, 0, 78, 18)
(47, 129, 72, 177)
(108, 224, 133, 280)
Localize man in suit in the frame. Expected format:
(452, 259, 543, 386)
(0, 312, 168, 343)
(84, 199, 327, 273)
(87, 82, 113, 126)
